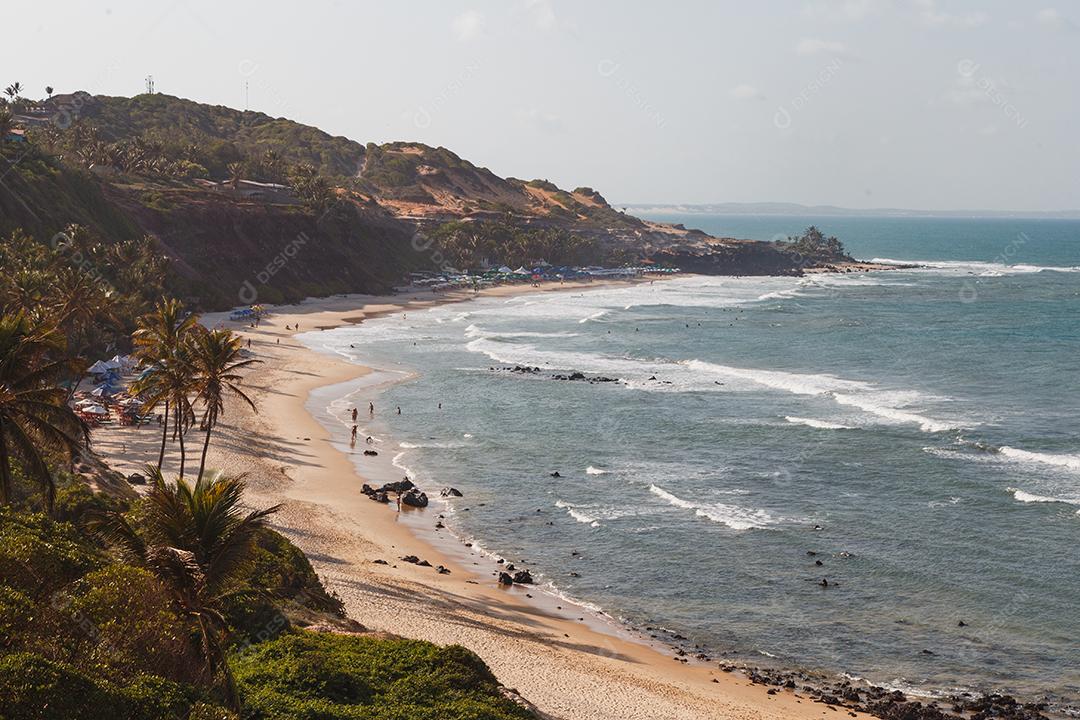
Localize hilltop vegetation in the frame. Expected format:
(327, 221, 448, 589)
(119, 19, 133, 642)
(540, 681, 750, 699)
(41, 93, 365, 180)
(3, 87, 856, 314)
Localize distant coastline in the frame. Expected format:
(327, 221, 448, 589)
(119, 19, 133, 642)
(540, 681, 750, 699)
(620, 202, 1080, 220)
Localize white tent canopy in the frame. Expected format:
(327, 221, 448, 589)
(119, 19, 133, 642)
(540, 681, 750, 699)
(110, 354, 137, 370)
(88, 359, 118, 374)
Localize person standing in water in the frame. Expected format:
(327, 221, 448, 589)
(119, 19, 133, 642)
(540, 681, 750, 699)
(350, 425, 358, 447)
(396, 406, 401, 415)
(369, 401, 375, 416)
(351, 407, 358, 422)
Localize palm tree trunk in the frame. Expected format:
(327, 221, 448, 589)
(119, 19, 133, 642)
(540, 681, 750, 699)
(0, 421, 11, 505)
(175, 406, 186, 479)
(197, 421, 213, 481)
(157, 401, 169, 471)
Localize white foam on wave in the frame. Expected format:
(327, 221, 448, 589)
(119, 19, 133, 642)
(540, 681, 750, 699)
(399, 440, 468, 449)
(648, 484, 776, 530)
(586, 466, 608, 475)
(555, 499, 601, 527)
(998, 446, 1080, 473)
(464, 324, 579, 340)
(784, 416, 853, 430)
(466, 338, 963, 434)
(830, 392, 960, 433)
(870, 257, 1080, 275)
(687, 360, 962, 433)
(579, 309, 609, 324)
(757, 288, 802, 301)
(1008, 488, 1080, 507)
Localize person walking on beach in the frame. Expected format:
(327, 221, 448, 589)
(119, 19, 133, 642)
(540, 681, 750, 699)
(369, 401, 375, 416)
(350, 425, 358, 447)
(351, 407, 358, 422)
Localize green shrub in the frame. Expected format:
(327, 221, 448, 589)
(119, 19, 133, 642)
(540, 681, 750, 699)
(0, 508, 102, 597)
(65, 565, 202, 683)
(224, 528, 343, 645)
(0, 585, 36, 647)
(52, 481, 127, 527)
(0, 652, 224, 720)
(233, 631, 533, 720)
(0, 652, 121, 719)
(188, 702, 238, 720)
(116, 673, 197, 720)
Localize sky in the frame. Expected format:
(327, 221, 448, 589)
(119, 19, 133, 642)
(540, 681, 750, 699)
(4, 0, 1078, 211)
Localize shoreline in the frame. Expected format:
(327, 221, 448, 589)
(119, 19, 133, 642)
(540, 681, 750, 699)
(96, 277, 861, 719)
(92, 273, 1053, 719)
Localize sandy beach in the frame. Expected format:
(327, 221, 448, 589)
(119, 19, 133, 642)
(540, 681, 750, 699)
(91, 280, 869, 720)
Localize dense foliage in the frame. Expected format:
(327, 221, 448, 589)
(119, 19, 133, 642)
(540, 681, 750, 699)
(781, 226, 850, 264)
(34, 92, 364, 180)
(233, 632, 534, 720)
(429, 220, 609, 270)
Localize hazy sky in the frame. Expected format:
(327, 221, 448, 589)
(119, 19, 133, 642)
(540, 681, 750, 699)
(5, 1, 1078, 210)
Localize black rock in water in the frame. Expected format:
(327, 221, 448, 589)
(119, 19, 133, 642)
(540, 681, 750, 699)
(401, 489, 428, 508)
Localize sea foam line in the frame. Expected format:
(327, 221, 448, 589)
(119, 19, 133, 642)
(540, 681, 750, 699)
(784, 416, 853, 430)
(648, 484, 775, 530)
(1007, 488, 1080, 506)
(466, 337, 962, 434)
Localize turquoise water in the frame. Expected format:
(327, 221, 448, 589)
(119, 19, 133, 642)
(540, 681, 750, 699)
(304, 216, 1080, 708)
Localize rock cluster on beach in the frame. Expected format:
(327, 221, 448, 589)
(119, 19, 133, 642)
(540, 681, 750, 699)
(494, 366, 621, 384)
(709, 664, 1053, 720)
(361, 479, 427, 507)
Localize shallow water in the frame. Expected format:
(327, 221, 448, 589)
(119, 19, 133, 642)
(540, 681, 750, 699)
(301, 216, 1080, 708)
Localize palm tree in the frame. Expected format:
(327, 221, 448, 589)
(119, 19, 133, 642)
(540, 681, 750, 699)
(93, 467, 280, 711)
(131, 300, 197, 472)
(131, 355, 196, 477)
(226, 161, 244, 191)
(0, 108, 12, 140)
(45, 86, 54, 98)
(50, 267, 122, 399)
(0, 311, 87, 510)
(188, 329, 259, 481)
(4, 83, 22, 102)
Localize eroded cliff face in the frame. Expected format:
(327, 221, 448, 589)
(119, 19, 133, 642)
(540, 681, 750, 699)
(101, 184, 427, 309)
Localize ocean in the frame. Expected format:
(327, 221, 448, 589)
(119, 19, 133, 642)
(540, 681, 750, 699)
(301, 215, 1080, 709)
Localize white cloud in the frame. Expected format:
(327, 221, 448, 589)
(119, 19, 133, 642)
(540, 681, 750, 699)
(525, 0, 557, 30)
(803, 0, 882, 22)
(729, 84, 764, 100)
(452, 10, 485, 41)
(517, 108, 564, 134)
(1035, 8, 1078, 30)
(795, 38, 850, 56)
(916, 0, 989, 28)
